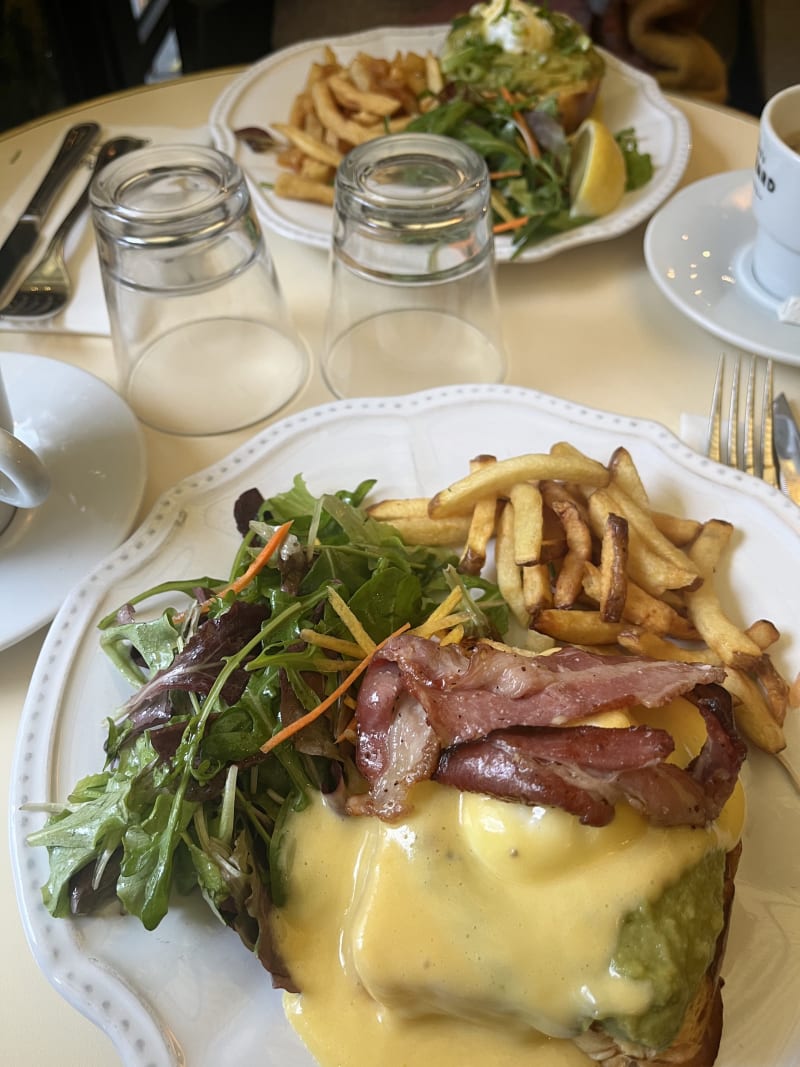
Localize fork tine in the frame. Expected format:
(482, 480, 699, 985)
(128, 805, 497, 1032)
(761, 358, 779, 487)
(743, 355, 757, 477)
(707, 354, 724, 463)
(727, 352, 741, 468)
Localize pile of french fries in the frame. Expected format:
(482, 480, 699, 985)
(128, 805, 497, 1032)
(272, 46, 444, 206)
(367, 442, 798, 758)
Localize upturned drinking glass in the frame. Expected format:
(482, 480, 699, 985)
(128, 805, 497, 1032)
(322, 133, 506, 398)
(90, 144, 309, 435)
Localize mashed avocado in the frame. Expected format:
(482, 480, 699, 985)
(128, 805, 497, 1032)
(441, 5, 605, 98)
(604, 849, 726, 1051)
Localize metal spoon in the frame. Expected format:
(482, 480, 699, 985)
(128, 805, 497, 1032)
(0, 135, 148, 320)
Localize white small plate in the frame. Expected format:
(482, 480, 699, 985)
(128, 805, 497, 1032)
(0, 352, 146, 649)
(644, 170, 800, 365)
(209, 26, 690, 264)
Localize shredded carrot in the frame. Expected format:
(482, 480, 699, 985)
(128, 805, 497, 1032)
(260, 621, 411, 754)
(217, 520, 294, 600)
(171, 521, 294, 624)
(499, 85, 541, 160)
(489, 169, 523, 180)
(493, 216, 530, 234)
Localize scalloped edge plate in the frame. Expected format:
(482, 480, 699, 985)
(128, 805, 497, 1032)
(209, 26, 691, 263)
(11, 384, 800, 1066)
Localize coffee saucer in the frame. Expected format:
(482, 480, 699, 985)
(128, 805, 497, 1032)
(643, 170, 800, 365)
(0, 353, 146, 650)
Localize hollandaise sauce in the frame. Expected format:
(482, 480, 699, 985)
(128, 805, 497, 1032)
(272, 699, 744, 1067)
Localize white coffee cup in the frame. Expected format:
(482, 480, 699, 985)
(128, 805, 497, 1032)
(751, 83, 800, 302)
(0, 367, 51, 534)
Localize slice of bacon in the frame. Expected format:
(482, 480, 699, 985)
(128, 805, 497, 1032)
(435, 685, 745, 828)
(364, 636, 726, 746)
(353, 636, 742, 824)
(435, 724, 676, 826)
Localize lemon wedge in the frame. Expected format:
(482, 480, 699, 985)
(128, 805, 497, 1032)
(569, 117, 627, 219)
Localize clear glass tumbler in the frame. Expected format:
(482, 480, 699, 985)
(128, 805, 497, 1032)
(90, 144, 309, 435)
(322, 133, 506, 398)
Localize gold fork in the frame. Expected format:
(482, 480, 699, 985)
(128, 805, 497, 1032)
(706, 353, 778, 487)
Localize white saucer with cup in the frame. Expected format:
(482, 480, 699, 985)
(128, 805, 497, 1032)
(0, 368, 50, 535)
(751, 83, 800, 316)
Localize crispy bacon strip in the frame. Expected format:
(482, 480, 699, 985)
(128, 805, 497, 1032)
(435, 685, 745, 828)
(353, 637, 742, 823)
(363, 636, 726, 746)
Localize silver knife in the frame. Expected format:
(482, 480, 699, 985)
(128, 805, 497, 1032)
(0, 135, 149, 319)
(773, 393, 800, 505)
(0, 121, 100, 307)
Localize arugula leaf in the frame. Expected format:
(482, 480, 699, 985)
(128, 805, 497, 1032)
(615, 127, 654, 191)
(28, 472, 507, 979)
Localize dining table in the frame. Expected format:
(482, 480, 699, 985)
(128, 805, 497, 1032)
(1, 62, 799, 1067)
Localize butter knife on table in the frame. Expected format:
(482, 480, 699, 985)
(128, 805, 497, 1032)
(773, 393, 800, 505)
(0, 121, 100, 307)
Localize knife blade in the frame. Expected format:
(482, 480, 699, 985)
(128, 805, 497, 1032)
(0, 122, 100, 307)
(773, 392, 800, 505)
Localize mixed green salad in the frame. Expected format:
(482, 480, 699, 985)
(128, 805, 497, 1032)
(406, 2, 654, 254)
(409, 92, 652, 255)
(27, 477, 506, 965)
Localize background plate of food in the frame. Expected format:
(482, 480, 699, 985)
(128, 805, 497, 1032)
(209, 19, 691, 263)
(10, 382, 800, 1067)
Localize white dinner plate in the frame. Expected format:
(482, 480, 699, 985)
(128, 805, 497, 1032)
(10, 384, 800, 1067)
(209, 26, 690, 263)
(644, 170, 800, 365)
(0, 352, 146, 649)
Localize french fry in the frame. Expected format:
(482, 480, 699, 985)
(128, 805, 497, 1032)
(587, 490, 694, 598)
(495, 502, 528, 628)
(617, 628, 720, 664)
(745, 618, 781, 650)
(460, 456, 499, 576)
(583, 563, 698, 639)
(723, 668, 786, 753)
(608, 446, 649, 508)
(327, 72, 402, 117)
(549, 497, 592, 609)
(273, 122, 343, 167)
(429, 450, 609, 517)
(311, 79, 383, 146)
(684, 520, 765, 670)
(274, 172, 335, 206)
(532, 608, 625, 646)
(299, 158, 334, 183)
(752, 655, 790, 725)
(385, 515, 472, 546)
(598, 512, 628, 622)
(601, 483, 701, 589)
(523, 563, 553, 614)
(650, 511, 703, 547)
(510, 482, 544, 565)
(273, 46, 441, 207)
(367, 498, 431, 520)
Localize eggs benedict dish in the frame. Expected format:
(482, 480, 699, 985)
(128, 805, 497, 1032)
(270, 637, 746, 1067)
(441, 1, 607, 132)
